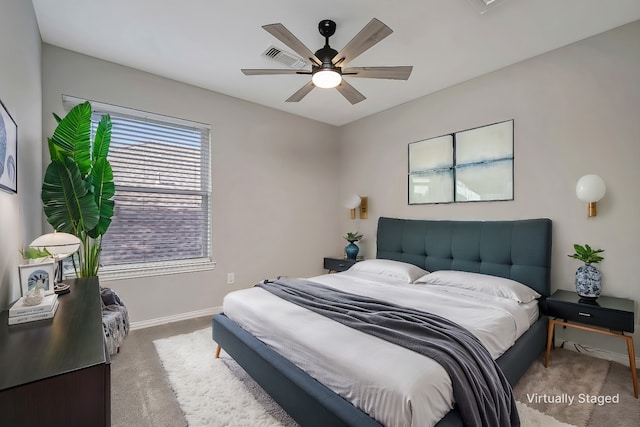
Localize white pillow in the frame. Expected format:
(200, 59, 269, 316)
(349, 259, 429, 283)
(414, 270, 541, 303)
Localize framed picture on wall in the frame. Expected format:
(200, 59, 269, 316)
(408, 134, 454, 204)
(408, 120, 514, 204)
(454, 120, 514, 202)
(19, 261, 56, 296)
(0, 99, 18, 194)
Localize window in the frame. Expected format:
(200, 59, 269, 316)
(63, 96, 213, 279)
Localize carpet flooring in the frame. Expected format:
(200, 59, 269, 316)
(513, 349, 610, 426)
(111, 316, 212, 427)
(111, 317, 639, 427)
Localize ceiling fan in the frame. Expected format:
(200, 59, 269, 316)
(241, 18, 413, 104)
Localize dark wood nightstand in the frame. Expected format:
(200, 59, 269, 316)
(544, 289, 637, 398)
(323, 257, 357, 273)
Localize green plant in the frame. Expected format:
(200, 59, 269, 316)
(343, 232, 363, 243)
(20, 247, 52, 260)
(568, 244, 604, 264)
(41, 101, 115, 277)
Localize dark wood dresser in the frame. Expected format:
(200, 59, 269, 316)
(0, 277, 110, 426)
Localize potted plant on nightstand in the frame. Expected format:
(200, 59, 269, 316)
(568, 244, 604, 300)
(343, 232, 363, 260)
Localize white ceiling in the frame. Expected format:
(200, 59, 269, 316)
(31, 0, 640, 127)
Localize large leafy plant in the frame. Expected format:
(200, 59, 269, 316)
(41, 101, 115, 277)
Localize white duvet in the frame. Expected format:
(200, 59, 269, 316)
(223, 270, 538, 427)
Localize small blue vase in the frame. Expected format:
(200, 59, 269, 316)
(345, 242, 359, 260)
(575, 263, 601, 300)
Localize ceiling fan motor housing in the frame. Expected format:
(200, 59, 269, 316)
(312, 20, 342, 88)
(315, 19, 340, 74)
(315, 46, 339, 67)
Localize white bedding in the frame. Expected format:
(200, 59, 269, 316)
(223, 270, 539, 427)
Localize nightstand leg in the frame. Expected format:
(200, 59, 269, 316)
(544, 319, 556, 368)
(625, 337, 638, 398)
(215, 344, 221, 359)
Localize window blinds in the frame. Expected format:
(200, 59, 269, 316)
(91, 109, 211, 267)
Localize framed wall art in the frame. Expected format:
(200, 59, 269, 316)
(408, 120, 513, 204)
(0, 99, 17, 194)
(19, 261, 56, 296)
(408, 134, 454, 204)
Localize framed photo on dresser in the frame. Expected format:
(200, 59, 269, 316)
(19, 261, 56, 296)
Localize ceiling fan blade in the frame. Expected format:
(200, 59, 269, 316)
(332, 18, 393, 67)
(342, 66, 413, 80)
(335, 80, 366, 105)
(242, 69, 311, 76)
(286, 81, 315, 102)
(262, 23, 321, 66)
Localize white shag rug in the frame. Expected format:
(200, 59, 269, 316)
(154, 327, 577, 427)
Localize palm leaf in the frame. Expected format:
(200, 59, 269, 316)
(47, 137, 66, 162)
(87, 157, 115, 238)
(42, 157, 99, 234)
(49, 102, 92, 176)
(92, 114, 112, 160)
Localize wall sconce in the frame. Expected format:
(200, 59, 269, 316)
(344, 194, 368, 220)
(576, 174, 606, 218)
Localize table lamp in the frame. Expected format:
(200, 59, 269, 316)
(30, 232, 81, 293)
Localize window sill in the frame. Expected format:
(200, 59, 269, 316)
(81, 258, 216, 282)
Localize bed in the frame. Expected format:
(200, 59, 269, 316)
(212, 217, 552, 426)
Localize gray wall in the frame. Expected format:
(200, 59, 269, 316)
(0, 0, 42, 310)
(339, 21, 640, 353)
(41, 45, 341, 323)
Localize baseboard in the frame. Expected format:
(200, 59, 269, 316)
(130, 306, 223, 331)
(559, 340, 640, 367)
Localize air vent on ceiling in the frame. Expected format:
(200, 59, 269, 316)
(262, 45, 307, 70)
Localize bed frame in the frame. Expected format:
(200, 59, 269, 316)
(212, 217, 552, 426)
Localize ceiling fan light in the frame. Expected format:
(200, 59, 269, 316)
(312, 70, 342, 88)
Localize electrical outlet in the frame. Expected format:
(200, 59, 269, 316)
(227, 272, 235, 285)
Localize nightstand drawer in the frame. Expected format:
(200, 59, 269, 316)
(547, 299, 634, 332)
(323, 258, 357, 272)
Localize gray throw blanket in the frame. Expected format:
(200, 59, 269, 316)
(100, 287, 129, 355)
(257, 277, 519, 427)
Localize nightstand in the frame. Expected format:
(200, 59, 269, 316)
(323, 257, 357, 273)
(544, 289, 637, 398)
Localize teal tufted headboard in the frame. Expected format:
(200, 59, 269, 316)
(376, 217, 552, 297)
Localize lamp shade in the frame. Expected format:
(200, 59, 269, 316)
(576, 174, 606, 202)
(30, 232, 81, 260)
(344, 194, 362, 210)
(312, 70, 342, 88)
